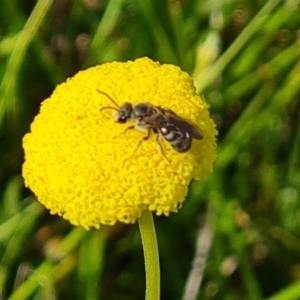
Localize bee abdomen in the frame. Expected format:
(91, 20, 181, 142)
(160, 125, 191, 152)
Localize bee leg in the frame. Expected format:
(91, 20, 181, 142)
(113, 125, 135, 140)
(124, 125, 135, 133)
(123, 129, 151, 163)
(134, 129, 151, 152)
(156, 134, 170, 164)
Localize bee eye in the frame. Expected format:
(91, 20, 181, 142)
(118, 116, 127, 123)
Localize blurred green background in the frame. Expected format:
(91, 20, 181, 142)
(1, 0, 300, 299)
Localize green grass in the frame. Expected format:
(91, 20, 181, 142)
(1, 0, 300, 299)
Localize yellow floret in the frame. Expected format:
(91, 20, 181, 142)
(22, 57, 217, 229)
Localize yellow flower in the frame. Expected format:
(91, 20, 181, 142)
(22, 57, 217, 229)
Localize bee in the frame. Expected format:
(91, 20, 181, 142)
(98, 90, 202, 154)
(156, 107, 203, 152)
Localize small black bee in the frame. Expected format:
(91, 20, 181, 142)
(99, 90, 202, 153)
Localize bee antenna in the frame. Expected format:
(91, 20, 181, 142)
(97, 89, 120, 108)
(100, 106, 119, 112)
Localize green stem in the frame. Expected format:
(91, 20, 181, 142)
(138, 211, 160, 300)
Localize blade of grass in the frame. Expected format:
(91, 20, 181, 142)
(267, 280, 300, 300)
(88, 0, 124, 64)
(0, 201, 43, 243)
(0, 201, 44, 294)
(216, 200, 263, 300)
(223, 40, 300, 100)
(7, 227, 86, 300)
(136, 0, 178, 63)
(78, 229, 107, 300)
(168, 1, 191, 70)
(217, 57, 300, 169)
(193, 0, 281, 93)
(0, 0, 53, 128)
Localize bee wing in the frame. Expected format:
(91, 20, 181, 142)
(169, 117, 202, 139)
(159, 107, 202, 139)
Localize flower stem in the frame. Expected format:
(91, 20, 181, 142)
(138, 211, 160, 300)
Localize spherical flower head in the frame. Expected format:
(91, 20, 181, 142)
(22, 57, 217, 229)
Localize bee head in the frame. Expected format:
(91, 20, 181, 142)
(98, 90, 133, 123)
(115, 103, 133, 123)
